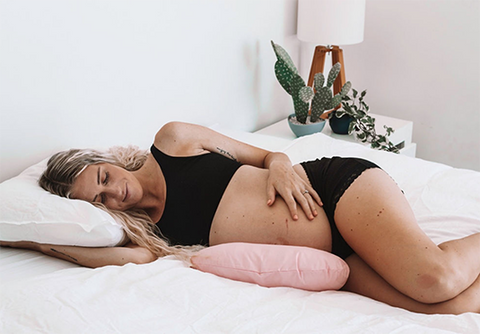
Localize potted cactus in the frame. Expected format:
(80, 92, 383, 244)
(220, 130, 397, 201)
(271, 41, 351, 137)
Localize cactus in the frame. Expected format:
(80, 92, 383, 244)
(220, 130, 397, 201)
(310, 64, 351, 122)
(327, 62, 341, 88)
(274, 59, 294, 94)
(271, 41, 298, 75)
(272, 41, 308, 123)
(311, 71, 351, 121)
(299, 86, 314, 103)
(271, 41, 351, 125)
(290, 75, 309, 123)
(271, 42, 311, 123)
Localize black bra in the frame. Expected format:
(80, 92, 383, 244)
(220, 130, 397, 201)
(150, 145, 242, 246)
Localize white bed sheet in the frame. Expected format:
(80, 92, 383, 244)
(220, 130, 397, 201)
(2, 256, 479, 334)
(1, 127, 479, 333)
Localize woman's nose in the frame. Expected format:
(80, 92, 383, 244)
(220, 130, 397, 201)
(103, 184, 122, 200)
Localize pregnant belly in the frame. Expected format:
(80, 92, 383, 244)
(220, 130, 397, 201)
(209, 165, 332, 251)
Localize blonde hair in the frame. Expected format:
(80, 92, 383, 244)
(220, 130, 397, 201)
(39, 146, 202, 262)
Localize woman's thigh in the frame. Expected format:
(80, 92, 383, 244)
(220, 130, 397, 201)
(334, 168, 445, 300)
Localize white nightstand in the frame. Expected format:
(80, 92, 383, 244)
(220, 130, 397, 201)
(255, 114, 417, 157)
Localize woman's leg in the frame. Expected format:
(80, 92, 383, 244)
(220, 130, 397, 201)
(343, 254, 480, 314)
(335, 168, 480, 304)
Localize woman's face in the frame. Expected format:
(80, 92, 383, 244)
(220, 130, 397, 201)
(70, 163, 143, 211)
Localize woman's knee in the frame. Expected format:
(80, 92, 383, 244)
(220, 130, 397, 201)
(408, 258, 466, 304)
(433, 278, 480, 314)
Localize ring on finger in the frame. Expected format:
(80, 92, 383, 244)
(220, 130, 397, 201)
(303, 190, 309, 195)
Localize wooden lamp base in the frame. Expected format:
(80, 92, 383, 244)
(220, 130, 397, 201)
(307, 45, 346, 119)
(307, 45, 346, 95)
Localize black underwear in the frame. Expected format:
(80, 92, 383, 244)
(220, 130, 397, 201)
(301, 157, 380, 259)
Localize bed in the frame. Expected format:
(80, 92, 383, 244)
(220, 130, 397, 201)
(1, 123, 479, 334)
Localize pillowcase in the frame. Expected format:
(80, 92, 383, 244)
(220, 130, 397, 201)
(191, 243, 350, 291)
(0, 159, 126, 247)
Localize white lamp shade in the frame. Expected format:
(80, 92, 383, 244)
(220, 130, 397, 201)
(297, 0, 366, 45)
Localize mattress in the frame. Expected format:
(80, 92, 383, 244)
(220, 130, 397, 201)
(1, 125, 479, 333)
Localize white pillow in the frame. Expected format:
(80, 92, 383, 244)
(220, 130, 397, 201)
(0, 159, 126, 247)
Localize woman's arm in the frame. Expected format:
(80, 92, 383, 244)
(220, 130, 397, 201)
(0, 240, 157, 268)
(154, 121, 322, 220)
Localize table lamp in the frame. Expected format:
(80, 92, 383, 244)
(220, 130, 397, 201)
(297, 0, 366, 95)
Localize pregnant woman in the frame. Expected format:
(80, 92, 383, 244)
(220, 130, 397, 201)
(2, 121, 479, 314)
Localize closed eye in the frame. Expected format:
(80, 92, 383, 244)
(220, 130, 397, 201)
(103, 171, 110, 185)
(100, 171, 109, 204)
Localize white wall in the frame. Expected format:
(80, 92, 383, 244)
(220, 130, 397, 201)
(1, 0, 479, 183)
(334, 0, 479, 171)
(0, 0, 299, 182)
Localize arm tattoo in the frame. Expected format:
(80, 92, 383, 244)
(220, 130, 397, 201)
(50, 248, 78, 262)
(216, 147, 238, 162)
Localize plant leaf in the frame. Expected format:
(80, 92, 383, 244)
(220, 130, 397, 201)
(340, 81, 352, 96)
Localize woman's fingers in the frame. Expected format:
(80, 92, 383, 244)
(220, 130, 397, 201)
(282, 188, 315, 221)
(266, 184, 276, 206)
(267, 185, 322, 221)
(304, 191, 319, 217)
(307, 186, 323, 207)
(295, 189, 316, 220)
(265, 163, 323, 221)
(283, 195, 299, 220)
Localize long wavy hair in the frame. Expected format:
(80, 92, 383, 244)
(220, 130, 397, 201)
(39, 145, 203, 262)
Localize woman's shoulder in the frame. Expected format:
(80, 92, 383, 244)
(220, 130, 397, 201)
(154, 122, 184, 145)
(154, 122, 206, 156)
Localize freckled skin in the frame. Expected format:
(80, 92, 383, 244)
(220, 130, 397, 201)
(209, 165, 332, 251)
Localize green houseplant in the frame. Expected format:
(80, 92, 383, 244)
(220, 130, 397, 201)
(271, 41, 351, 137)
(334, 89, 400, 153)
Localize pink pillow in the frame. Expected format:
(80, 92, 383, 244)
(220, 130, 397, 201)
(190, 243, 350, 291)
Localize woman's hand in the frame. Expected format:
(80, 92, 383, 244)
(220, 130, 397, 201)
(0, 240, 42, 251)
(265, 157, 322, 221)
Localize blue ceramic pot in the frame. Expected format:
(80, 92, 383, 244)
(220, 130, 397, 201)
(329, 114, 353, 134)
(288, 114, 326, 137)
